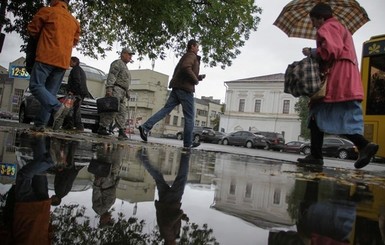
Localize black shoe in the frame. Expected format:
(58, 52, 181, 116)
(191, 142, 200, 148)
(118, 129, 129, 140)
(138, 125, 148, 142)
(297, 155, 324, 166)
(97, 127, 111, 136)
(30, 125, 45, 132)
(354, 143, 379, 169)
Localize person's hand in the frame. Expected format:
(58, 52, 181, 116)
(105, 88, 113, 97)
(302, 47, 312, 57)
(198, 74, 206, 81)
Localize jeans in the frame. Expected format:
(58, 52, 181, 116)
(142, 89, 195, 147)
(29, 61, 66, 126)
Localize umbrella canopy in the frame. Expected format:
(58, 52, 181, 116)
(273, 0, 370, 40)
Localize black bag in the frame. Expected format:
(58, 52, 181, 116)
(96, 96, 119, 113)
(87, 159, 112, 177)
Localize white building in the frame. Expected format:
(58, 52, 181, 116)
(219, 73, 301, 142)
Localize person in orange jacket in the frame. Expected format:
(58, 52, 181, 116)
(27, 0, 80, 132)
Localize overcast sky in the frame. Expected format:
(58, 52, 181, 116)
(0, 0, 383, 103)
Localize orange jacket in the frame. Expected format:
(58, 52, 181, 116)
(28, 1, 80, 69)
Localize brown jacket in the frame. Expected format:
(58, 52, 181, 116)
(27, 1, 80, 69)
(169, 51, 201, 93)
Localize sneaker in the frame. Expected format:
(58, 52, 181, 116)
(297, 155, 324, 166)
(97, 127, 111, 136)
(118, 129, 129, 140)
(138, 125, 148, 142)
(354, 143, 379, 169)
(191, 142, 200, 148)
(30, 125, 45, 132)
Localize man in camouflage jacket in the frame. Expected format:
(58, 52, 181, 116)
(97, 48, 134, 140)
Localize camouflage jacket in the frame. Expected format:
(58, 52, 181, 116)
(106, 59, 131, 93)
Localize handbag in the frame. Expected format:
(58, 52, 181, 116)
(284, 56, 323, 97)
(87, 159, 112, 177)
(96, 96, 119, 113)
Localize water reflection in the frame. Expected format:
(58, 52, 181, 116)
(137, 148, 190, 244)
(0, 128, 385, 244)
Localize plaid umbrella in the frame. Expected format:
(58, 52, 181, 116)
(273, 0, 370, 39)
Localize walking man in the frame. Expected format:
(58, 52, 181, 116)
(27, 0, 80, 132)
(65, 56, 89, 131)
(97, 48, 134, 140)
(139, 39, 205, 149)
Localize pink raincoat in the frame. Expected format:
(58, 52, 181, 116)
(316, 17, 363, 103)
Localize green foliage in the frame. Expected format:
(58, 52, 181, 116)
(0, 0, 262, 69)
(294, 97, 310, 140)
(51, 204, 218, 245)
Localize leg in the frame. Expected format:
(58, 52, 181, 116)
(73, 96, 84, 130)
(29, 62, 65, 126)
(176, 89, 195, 147)
(309, 117, 324, 159)
(345, 134, 379, 169)
(142, 89, 180, 130)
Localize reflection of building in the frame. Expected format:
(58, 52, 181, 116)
(212, 154, 296, 228)
(220, 74, 300, 142)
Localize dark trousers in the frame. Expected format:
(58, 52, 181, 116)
(310, 117, 369, 159)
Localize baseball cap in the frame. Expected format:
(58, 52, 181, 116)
(122, 48, 135, 55)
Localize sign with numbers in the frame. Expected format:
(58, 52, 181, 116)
(0, 162, 17, 178)
(9, 65, 30, 79)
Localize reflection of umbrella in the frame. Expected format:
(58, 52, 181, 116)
(273, 0, 370, 40)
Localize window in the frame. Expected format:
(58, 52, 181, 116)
(201, 121, 206, 126)
(283, 100, 290, 114)
(172, 116, 178, 126)
(181, 117, 184, 127)
(12, 89, 24, 113)
(245, 183, 252, 198)
(229, 180, 236, 195)
(273, 188, 281, 204)
(254, 99, 261, 113)
(165, 115, 170, 125)
(238, 99, 245, 112)
(195, 120, 199, 126)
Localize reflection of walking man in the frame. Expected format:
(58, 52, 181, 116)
(27, 0, 80, 132)
(97, 48, 135, 140)
(137, 148, 190, 244)
(139, 39, 205, 149)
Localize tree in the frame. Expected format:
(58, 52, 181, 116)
(294, 96, 310, 140)
(0, 0, 262, 69)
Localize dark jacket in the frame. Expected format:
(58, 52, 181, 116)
(169, 51, 201, 93)
(68, 64, 89, 98)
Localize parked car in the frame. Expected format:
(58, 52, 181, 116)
(221, 131, 267, 149)
(200, 129, 226, 144)
(255, 131, 285, 151)
(282, 141, 307, 154)
(19, 83, 100, 132)
(0, 110, 13, 119)
(176, 126, 213, 143)
(301, 137, 358, 160)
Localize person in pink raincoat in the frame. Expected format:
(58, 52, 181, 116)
(298, 3, 378, 169)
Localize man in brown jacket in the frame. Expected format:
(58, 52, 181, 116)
(27, 0, 80, 132)
(139, 39, 205, 149)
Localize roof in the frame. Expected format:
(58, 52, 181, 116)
(225, 73, 284, 84)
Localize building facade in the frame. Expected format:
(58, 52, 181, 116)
(219, 73, 301, 142)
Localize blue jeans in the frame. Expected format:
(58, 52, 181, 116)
(29, 62, 65, 126)
(142, 89, 195, 147)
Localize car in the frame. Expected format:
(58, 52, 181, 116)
(19, 83, 100, 132)
(221, 131, 267, 149)
(255, 131, 285, 151)
(0, 110, 13, 119)
(176, 126, 213, 143)
(200, 129, 226, 144)
(282, 141, 307, 154)
(301, 137, 358, 160)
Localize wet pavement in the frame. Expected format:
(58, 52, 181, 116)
(1, 120, 385, 244)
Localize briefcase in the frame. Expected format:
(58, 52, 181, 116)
(96, 96, 120, 113)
